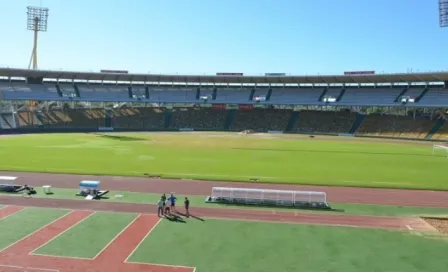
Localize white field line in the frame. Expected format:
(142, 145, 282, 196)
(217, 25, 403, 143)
(27, 267, 61, 272)
(30, 212, 96, 257)
(0, 206, 25, 221)
(406, 225, 414, 231)
(28, 252, 93, 261)
(0, 264, 60, 272)
(0, 209, 75, 253)
(91, 214, 142, 260)
(124, 218, 162, 263)
(126, 261, 197, 271)
(0, 202, 145, 218)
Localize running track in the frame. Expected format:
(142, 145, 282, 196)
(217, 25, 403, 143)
(1, 171, 448, 207)
(0, 197, 437, 232)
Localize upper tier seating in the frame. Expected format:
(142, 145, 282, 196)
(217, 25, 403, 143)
(417, 88, 448, 107)
(78, 86, 129, 101)
(339, 88, 402, 106)
(215, 88, 251, 103)
(269, 88, 322, 104)
(0, 83, 59, 100)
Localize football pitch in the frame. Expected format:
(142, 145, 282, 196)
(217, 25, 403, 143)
(0, 132, 446, 190)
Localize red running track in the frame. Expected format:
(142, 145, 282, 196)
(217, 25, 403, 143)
(1, 171, 448, 207)
(0, 198, 436, 232)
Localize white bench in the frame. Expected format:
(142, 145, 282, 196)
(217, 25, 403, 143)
(42, 185, 52, 194)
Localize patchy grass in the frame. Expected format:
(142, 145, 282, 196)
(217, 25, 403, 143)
(0, 132, 446, 189)
(129, 217, 448, 272)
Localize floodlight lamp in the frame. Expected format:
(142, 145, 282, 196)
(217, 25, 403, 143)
(439, 0, 448, 28)
(27, 6, 49, 32)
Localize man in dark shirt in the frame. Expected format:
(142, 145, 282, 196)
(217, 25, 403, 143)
(184, 197, 190, 217)
(161, 193, 167, 208)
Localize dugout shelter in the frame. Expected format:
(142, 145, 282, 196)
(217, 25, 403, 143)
(206, 187, 330, 209)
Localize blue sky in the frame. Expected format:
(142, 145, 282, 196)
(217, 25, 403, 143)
(0, 0, 447, 75)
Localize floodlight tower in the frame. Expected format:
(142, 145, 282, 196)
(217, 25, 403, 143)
(27, 6, 49, 70)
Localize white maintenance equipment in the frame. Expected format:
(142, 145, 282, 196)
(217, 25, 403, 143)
(76, 180, 109, 200)
(0, 176, 17, 184)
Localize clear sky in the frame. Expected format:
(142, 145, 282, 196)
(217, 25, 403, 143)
(0, 0, 447, 75)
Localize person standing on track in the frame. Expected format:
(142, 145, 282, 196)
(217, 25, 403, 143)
(168, 193, 177, 212)
(184, 197, 190, 217)
(157, 197, 164, 217)
(164, 199, 171, 215)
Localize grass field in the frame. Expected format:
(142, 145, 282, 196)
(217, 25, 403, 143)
(0, 207, 68, 251)
(129, 218, 448, 272)
(5, 187, 448, 217)
(34, 212, 137, 258)
(0, 132, 446, 190)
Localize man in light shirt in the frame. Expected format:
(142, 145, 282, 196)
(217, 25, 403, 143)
(157, 198, 164, 217)
(164, 200, 171, 215)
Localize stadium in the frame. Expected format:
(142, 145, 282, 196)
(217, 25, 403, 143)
(1, 2, 448, 272)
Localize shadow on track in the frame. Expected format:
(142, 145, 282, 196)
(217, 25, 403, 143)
(165, 214, 187, 223)
(212, 202, 345, 214)
(176, 211, 205, 222)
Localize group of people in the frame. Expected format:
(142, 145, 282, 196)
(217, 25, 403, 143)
(157, 193, 190, 217)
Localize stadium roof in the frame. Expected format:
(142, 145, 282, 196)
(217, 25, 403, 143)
(0, 68, 447, 84)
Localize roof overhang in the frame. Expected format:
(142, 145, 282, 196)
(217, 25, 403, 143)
(0, 68, 447, 84)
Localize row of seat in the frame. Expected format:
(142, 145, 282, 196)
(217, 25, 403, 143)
(2, 108, 446, 140)
(0, 83, 447, 106)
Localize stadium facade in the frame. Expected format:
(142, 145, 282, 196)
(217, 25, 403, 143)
(0, 68, 447, 141)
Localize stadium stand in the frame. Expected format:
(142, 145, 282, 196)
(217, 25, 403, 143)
(431, 120, 448, 140)
(230, 108, 292, 132)
(112, 108, 165, 130)
(291, 110, 356, 134)
(418, 88, 448, 107)
(0, 82, 60, 101)
(269, 88, 322, 104)
(169, 108, 227, 130)
(215, 88, 251, 103)
(148, 87, 197, 103)
(0, 113, 14, 129)
(356, 114, 436, 139)
(1, 68, 447, 141)
(77, 85, 129, 101)
(339, 87, 402, 106)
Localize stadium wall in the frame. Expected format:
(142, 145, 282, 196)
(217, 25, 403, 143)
(1, 127, 445, 143)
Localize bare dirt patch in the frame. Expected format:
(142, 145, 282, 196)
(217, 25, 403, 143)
(423, 217, 448, 233)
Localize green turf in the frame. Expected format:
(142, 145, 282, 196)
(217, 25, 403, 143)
(0, 207, 69, 251)
(34, 212, 137, 258)
(5, 187, 448, 217)
(0, 133, 446, 190)
(128, 218, 448, 272)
